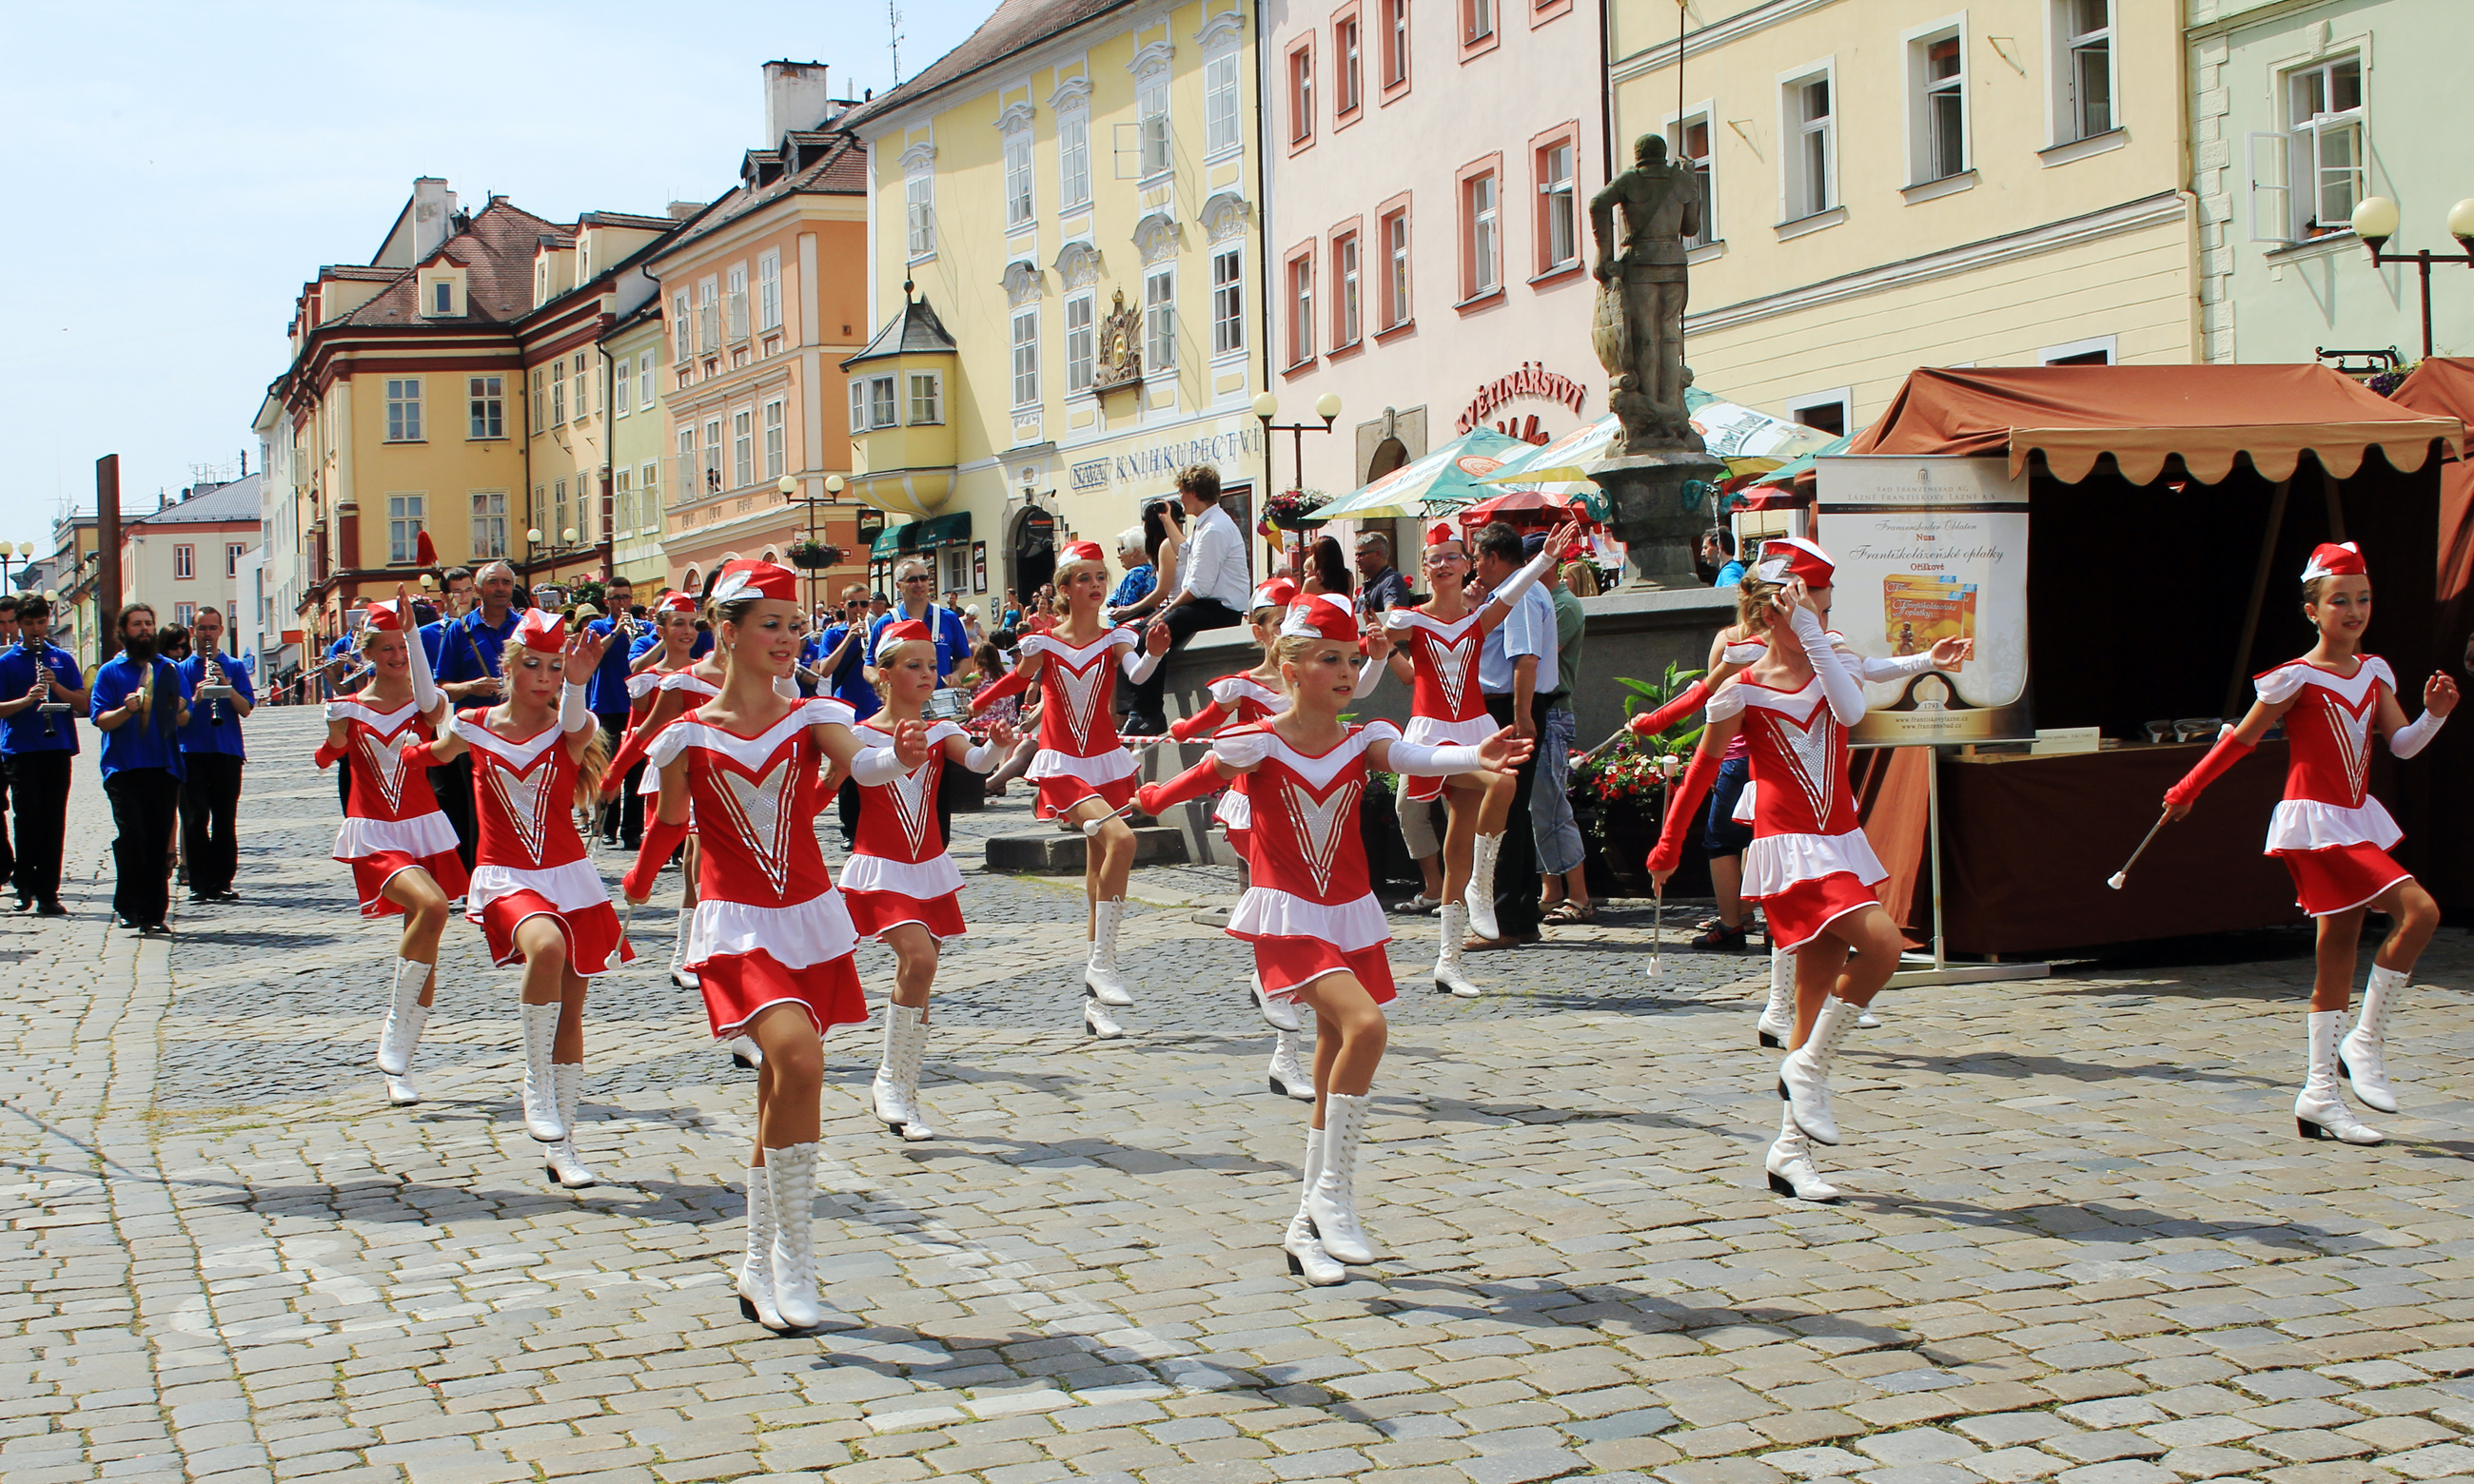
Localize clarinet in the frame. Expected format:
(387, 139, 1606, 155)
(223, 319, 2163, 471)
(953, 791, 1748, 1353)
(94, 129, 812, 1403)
(204, 649, 224, 726)
(21, 639, 63, 741)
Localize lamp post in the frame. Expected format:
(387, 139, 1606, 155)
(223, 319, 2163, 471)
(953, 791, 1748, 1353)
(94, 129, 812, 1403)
(0, 541, 29, 593)
(780, 473, 848, 614)
(2349, 196, 2474, 361)
(1253, 392, 1342, 568)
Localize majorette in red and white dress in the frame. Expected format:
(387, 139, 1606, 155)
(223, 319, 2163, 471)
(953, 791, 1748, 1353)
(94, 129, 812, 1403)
(1381, 606, 1491, 803)
(1704, 675, 1888, 951)
(2255, 654, 2412, 915)
(1022, 627, 1143, 818)
(1213, 720, 1403, 1003)
(1182, 674, 1287, 845)
(632, 668, 719, 796)
(455, 714, 634, 974)
(840, 718, 970, 942)
(646, 697, 869, 1038)
(327, 695, 469, 916)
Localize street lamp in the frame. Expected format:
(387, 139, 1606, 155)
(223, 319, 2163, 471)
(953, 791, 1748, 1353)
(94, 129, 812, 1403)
(2350, 195, 2474, 360)
(1254, 393, 1342, 567)
(0, 541, 29, 592)
(780, 473, 850, 612)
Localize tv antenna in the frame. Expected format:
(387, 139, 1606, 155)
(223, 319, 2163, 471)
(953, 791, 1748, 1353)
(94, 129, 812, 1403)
(889, 0, 905, 83)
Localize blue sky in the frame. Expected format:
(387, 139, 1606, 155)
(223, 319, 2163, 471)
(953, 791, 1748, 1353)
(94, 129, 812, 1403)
(0, 0, 987, 548)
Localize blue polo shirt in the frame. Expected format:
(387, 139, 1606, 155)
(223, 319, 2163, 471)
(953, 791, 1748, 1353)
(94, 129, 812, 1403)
(867, 605, 970, 684)
(91, 654, 191, 778)
(627, 631, 713, 665)
(811, 624, 880, 719)
(1713, 558, 1747, 590)
(436, 608, 521, 688)
(0, 643, 82, 755)
(177, 651, 254, 758)
(584, 617, 638, 715)
(417, 620, 447, 670)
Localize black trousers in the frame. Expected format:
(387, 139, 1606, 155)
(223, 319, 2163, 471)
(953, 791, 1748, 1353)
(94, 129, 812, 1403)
(593, 715, 644, 847)
(1482, 692, 1553, 940)
(1130, 596, 1245, 725)
(434, 752, 478, 871)
(106, 767, 180, 928)
(6, 752, 70, 905)
(0, 765, 13, 887)
(179, 752, 244, 896)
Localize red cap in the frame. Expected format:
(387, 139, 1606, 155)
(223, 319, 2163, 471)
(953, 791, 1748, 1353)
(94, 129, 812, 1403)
(513, 608, 568, 654)
(1249, 577, 1298, 612)
(876, 618, 933, 646)
(1060, 540, 1108, 566)
(360, 601, 403, 633)
(2302, 541, 2366, 581)
(655, 592, 697, 615)
(1280, 593, 1361, 642)
(1754, 536, 1835, 588)
(1424, 520, 1463, 549)
(708, 557, 800, 606)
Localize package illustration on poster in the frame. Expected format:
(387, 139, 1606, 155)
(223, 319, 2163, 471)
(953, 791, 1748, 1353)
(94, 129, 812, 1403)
(1816, 456, 2032, 745)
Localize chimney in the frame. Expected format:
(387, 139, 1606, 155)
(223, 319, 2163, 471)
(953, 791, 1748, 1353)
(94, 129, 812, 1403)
(763, 61, 832, 140)
(667, 201, 703, 222)
(411, 176, 453, 260)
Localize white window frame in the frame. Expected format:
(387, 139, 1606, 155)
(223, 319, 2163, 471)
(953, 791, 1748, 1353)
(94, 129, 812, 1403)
(387, 495, 424, 565)
(1467, 171, 1501, 297)
(870, 376, 897, 429)
(572, 353, 590, 421)
(1059, 109, 1092, 209)
(697, 278, 719, 356)
(637, 352, 656, 410)
(733, 408, 755, 489)
(672, 292, 693, 362)
(679, 425, 700, 493)
(908, 371, 944, 424)
(1539, 141, 1578, 270)
(639, 461, 661, 530)
(471, 491, 508, 558)
(1335, 234, 1360, 347)
(1465, 0, 1493, 44)
(1206, 49, 1242, 156)
(1384, 209, 1411, 328)
(1067, 291, 1096, 392)
(2288, 53, 2366, 242)
(613, 467, 632, 534)
(1668, 104, 1718, 249)
(1138, 79, 1172, 181)
(173, 601, 195, 627)
(384, 378, 423, 442)
(1290, 45, 1314, 145)
(1004, 125, 1035, 228)
(2037, 334, 2116, 366)
(1784, 387, 1854, 439)
(1289, 252, 1316, 364)
(757, 249, 782, 331)
(1338, 14, 1362, 116)
(726, 264, 749, 342)
(1145, 266, 1176, 381)
(613, 359, 631, 419)
(905, 171, 937, 259)
(2048, 0, 2114, 146)
(762, 399, 785, 479)
(432, 280, 454, 316)
(702, 417, 722, 494)
(850, 379, 872, 433)
(1779, 63, 1837, 224)
(549, 363, 566, 426)
(174, 544, 196, 579)
(1012, 310, 1041, 408)
(551, 479, 569, 545)
(1212, 245, 1247, 358)
(1903, 18, 1968, 186)
(226, 543, 245, 577)
(467, 375, 503, 439)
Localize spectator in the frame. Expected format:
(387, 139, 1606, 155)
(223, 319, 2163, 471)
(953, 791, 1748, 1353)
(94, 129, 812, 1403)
(1471, 521, 1556, 948)
(1150, 464, 1251, 685)
(1535, 542, 1593, 924)
(1703, 528, 1746, 589)
(91, 602, 191, 934)
(962, 604, 986, 651)
(1107, 526, 1164, 732)
(0, 595, 84, 915)
(582, 575, 640, 849)
(0, 596, 15, 888)
(1354, 531, 1414, 615)
(1000, 589, 1024, 629)
(176, 604, 253, 904)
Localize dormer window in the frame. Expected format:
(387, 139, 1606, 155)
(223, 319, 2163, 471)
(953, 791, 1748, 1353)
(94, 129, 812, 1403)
(432, 280, 454, 315)
(420, 273, 461, 319)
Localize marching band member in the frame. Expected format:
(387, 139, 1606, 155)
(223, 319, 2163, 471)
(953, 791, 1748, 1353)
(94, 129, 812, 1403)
(605, 598, 726, 994)
(2163, 541, 2455, 1144)
(319, 588, 468, 1109)
(1648, 539, 1905, 1202)
(968, 540, 1167, 1036)
(624, 558, 931, 1332)
(415, 609, 629, 1189)
(1138, 593, 1530, 1283)
(842, 618, 1012, 1140)
(1379, 521, 1568, 995)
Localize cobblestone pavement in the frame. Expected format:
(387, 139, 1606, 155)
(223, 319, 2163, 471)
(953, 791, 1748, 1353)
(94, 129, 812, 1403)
(8, 708, 2474, 1484)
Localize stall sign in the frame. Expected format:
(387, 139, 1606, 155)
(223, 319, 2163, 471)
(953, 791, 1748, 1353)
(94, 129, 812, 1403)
(1816, 456, 2032, 746)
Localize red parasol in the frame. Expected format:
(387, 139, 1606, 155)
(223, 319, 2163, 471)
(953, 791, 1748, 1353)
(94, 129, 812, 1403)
(1457, 488, 1590, 529)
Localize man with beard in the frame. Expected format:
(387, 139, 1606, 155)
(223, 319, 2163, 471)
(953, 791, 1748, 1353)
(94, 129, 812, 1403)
(0, 596, 83, 914)
(91, 603, 192, 933)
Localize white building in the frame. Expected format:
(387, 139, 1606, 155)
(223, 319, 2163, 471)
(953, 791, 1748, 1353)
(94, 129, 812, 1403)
(121, 475, 261, 638)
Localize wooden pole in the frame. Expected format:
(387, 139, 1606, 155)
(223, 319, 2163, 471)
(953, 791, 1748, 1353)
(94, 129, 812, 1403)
(95, 454, 122, 661)
(2224, 478, 2290, 720)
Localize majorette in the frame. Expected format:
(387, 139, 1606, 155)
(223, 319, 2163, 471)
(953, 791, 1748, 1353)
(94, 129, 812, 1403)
(605, 593, 728, 996)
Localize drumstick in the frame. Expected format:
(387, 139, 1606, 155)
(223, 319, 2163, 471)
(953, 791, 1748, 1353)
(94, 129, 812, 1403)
(2107, 811, 2172, 890)
(1647, 886, 1663, 977)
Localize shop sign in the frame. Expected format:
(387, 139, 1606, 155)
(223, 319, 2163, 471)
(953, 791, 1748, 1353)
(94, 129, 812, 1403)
(1067, 424, 1265, 493)
(1455, 361, 1589, 435)
(1816, 456, 2032, 745)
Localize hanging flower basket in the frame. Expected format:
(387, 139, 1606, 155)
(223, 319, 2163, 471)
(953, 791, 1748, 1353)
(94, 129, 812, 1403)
(1259, 488, 1330, 534)
(787, 540, 844, 570)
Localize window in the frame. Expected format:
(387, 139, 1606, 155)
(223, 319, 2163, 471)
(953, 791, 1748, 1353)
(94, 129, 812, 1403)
(870, 376, 896, 428)
(1384, 0, 1410, 88)
(174, 602, 195, 627)
(678, 425, 699, 492)
(637, 352, 656, 409)
(1334, 233, 1360, 346)
(226, 543, 245, 576)
(1785, 73, 1835, 219)
(1067, 292, 1096, 391)
(763, 400, 784, 478)
(1011, 309, 1040, 406)
(613, 359, 631, 418)
(472, 492, 507, 558)
(1004, 127, 1034, 227)
(702, 418, 722, 493)
(1674, 113, 1716, 248)
(1288, 250, 1315, 363)
(849, 380, 870, 433)
(1912, 30, 1966, 184)
(1212, 246, 1246, 356)
(733, 409, 754, 489)
(467, 376, 503, 439)
(1337, 15, 1363, 117)
(1207, 51, 1241, 154)
(175, 544, 196, 579)
(1289, 43, 1314, 145)
(1059, 112, 1091, 208)
(1145, 267, 1175, 379)
(640, 462, 661, 530)
(550, 364, 566, 426)
(1139, 80, 1171, 178)
(727, 264, 749, 342)
(906, 173, 936, 257)
(1537, 140, 1577, 270)
(673, 292, 693, 361)
(697, 279, 719, 355)
(757, 250, 781, 331)
(908, 372, 943, 424)
(2288, 55, 2366, 240)
(1464, 0, 1493, 44)
(432, 281, 454, 316)
(1465, 170, 1501, 297)
(2038, 335, 2115, 366)
(535, 259, 551, 307)
(553, 480, 569, 543)
(572, 353, 589, 420)
(1383, 206, 1412, 327)
(2055, 0, 2112, 143)
(1786, 389, 1852, 437)
(384, 378, 422, 441)
(388, 494, 424, 564)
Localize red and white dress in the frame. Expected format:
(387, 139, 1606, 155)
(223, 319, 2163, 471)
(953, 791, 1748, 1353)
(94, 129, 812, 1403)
(637, 669, 719, 796)
(646, 698, 869, 1038)
(1706, 676, 1888, 951)
(1023, 627, 1142, 818)
(455, 715, 634, 974)
(327, 696, 469, 915)
(1215, 721, 1401, 1003)
(2257, 655, 2412, 916)
(840, 719, 969, 942)
(1188, 673, 1286, 846)
(1382, 608, 1491, 802)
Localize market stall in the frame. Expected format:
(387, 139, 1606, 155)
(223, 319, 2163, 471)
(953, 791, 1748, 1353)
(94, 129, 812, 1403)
(1826, 364, 2464, 955)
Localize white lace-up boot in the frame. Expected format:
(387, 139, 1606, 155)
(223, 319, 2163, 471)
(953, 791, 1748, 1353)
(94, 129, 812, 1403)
(1466, 836, 1503, 942)
(766, 1142, 823, 1329)
(377, 959, 431, 1106)
(2337, 965, 2405, 1114)
(1306, 1092, 1378, 1264)
(1765, 1103, 1840, 1201)
(518, 1003, 565, 1142)
(736, 1166, 785, 1330)
(1082, 998, 1126, 1038)
(874, 1005, 934, 1141)
(1084, 898, 1132, 1006)
(668, 931, 699, 990)
(1856, 1004, 1882, 1029)
(1266, 1032, 1315, 1100)
(542, 1064, 597, 1189)
(1757, 947, 1795, 1048)
(727, 1035, 763, 1070)
(1284, 1126, 1347, 1285)
(1777, 998, 1860, 1145)
(1252, 971, 1304, 1031)
(2298, 1009, 2385, 1143)
(1433, 905, 1482, 997)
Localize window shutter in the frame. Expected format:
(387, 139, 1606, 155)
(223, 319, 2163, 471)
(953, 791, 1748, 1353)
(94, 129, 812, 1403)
(2248, 131, 2291, 244)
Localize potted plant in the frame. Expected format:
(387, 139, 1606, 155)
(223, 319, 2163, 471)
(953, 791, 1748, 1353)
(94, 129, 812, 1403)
(787, 539, 843, 570)
(1257, 488, 1329, 535)
(1569, 663, 1707, 897)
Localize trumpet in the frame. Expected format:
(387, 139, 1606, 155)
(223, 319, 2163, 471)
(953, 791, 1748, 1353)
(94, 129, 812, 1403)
(202, 651, 227, 725)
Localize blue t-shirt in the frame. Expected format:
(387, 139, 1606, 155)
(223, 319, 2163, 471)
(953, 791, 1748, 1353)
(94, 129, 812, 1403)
(584, 617, 638, 715)
(176, 652, 254, 757)
(1713, 558, 1748, 590)
(627, 631, 713, 665)
(867, 605, 970, 685)
(814, 624, 881, 719)
(417, 620, 447, 671)
(91, 655, 191, 778)
(0, 643, 83, 755)
(436, 609, 521, 687)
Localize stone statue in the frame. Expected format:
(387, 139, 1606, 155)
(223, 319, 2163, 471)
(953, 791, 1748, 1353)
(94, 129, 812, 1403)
(1589, 133, 1704, 454)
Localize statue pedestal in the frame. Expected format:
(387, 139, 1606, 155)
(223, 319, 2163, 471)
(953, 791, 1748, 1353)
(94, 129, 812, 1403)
(1587, 449, 1726, 589)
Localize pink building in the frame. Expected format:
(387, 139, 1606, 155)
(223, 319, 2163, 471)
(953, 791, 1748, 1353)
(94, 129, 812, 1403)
(1261, 0, 1604, 537)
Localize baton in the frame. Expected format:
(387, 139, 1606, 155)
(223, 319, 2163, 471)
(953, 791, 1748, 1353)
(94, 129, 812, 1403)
(1647, 886, 1663, 977)
(2107, 811, 2173, 891)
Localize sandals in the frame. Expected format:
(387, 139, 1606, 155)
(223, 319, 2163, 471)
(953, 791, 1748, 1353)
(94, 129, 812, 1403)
(1542, 901, 1597, 924)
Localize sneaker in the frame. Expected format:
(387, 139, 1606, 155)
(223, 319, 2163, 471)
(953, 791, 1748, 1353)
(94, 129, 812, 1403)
(1690, 923, 1748, 952)
(1392, 892, 1442, 915)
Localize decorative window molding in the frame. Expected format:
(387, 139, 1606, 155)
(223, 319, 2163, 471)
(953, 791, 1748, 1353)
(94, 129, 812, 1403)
(1129, 39, 1175, 77)
(899, 140, 937, 172)
(1133, 210, 1183, 265)
(995, 99, 1035, 132)
(1200, 190, 1254, 244)
(1054, 240, 1105, 290)
(1049, 73, 1092, 110)
(1001, 260, 1047, 307)
(1193, 8, 1244, 47)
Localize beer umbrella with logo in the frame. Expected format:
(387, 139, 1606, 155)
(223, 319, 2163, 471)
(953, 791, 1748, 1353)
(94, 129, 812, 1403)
(1311, 427, 1532, 520)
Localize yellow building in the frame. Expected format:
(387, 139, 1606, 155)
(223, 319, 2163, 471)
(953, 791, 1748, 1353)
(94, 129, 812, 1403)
(1607, 0, 2193, 438)
(600, 302, 674, 590)
(841, 0, 1267, 597)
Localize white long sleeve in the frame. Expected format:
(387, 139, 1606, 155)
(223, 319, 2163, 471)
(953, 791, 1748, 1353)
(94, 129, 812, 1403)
(849, 745, 904, 787)
(1384, 739, 1483, 774)
(1356, 657, 1384, 695)
(1482, 547, 1559, 616)
(2392, 707, 2446, 759)
(961, 739, 1003, 772)
(559, 680, 591, 732)
(1850, 648, 1936, 683)
(1122, 647, 1163, 684)
(1794, 609, 1867, 725)
(405, 623, 440, 713)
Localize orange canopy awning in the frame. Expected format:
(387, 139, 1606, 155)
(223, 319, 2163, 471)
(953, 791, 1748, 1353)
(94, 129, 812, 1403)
(1846, 364, 2463, 485)
(2385, 357, 2474, 606)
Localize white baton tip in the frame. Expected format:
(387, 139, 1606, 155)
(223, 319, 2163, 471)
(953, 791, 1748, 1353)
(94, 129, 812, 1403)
(2106, 872, 2127, 891)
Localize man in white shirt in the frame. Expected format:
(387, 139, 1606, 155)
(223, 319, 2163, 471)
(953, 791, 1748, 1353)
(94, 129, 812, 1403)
(1137, 463, 1252, 732)
(1473, 521, 1558, 947)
